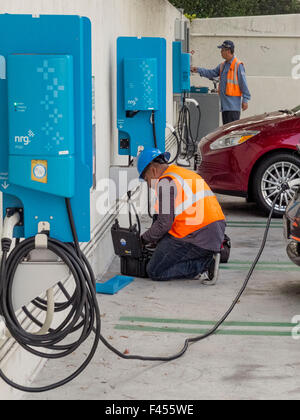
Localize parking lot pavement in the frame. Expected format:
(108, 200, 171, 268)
(25, 195, 300, 400)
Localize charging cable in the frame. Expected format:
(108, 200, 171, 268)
(166, 123, 181, 165)
(177, 94, 201, 167)
(151, 111, 158, 149)
(184, 98, 201, 145)
(0, 201, 101, 393)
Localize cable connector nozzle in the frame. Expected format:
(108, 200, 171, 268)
(1, 238, 12, 253)
(2, 211, 21, 252)
(185, 98, 200, 108)
(166, 123, 176, 134)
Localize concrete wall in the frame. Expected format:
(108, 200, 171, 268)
(0, 0, 182, 399)
(190, 14, 300, 119)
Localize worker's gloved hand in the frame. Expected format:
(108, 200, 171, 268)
(190, 66, 198, 73)
(141, 234, 157, 251)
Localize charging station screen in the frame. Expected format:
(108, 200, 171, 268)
(7, 54, 75, 198)
(124, 58, 159, 111)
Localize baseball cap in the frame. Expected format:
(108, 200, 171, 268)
(218, 40, 235, 50)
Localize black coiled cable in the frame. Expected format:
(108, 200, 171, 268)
(177, 97, 201, 165)
(0, 200, 101, 393)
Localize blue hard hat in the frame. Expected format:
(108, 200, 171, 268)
(137, 148, 171, 181)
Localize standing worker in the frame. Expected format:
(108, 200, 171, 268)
(137, 148, 226, 282)
(191, 40, 251, 125)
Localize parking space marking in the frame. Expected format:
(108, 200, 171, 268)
(115, 324, 292, 337)
(227, 221, 282, 228)
(115, 317, 296, 337)
(119, 316, 296, 328)
(221, 261, 299, 271)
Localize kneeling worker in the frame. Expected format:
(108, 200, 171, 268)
(137, 148, 226, 281)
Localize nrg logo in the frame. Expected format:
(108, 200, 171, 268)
(14, 130, 35, 146)
(127, 97, 139, 107)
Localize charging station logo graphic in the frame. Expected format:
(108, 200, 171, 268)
(127, 97, 139, 107)
(14, 130, 35, 146)
(14, 130, 35, 147)
(14, 136, 31, 146)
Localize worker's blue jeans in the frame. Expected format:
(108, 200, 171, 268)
(147, 234, 214, 281)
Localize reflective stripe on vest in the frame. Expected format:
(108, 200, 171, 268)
(154, 165, 225, 239)
(164, 171, 215, 216)
(219, 57, 243, 97)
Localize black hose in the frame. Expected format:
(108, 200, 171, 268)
(151, 111, 158, 149)
(147, 185, 154, 220)
(0, 202, 101, 393)
(168, 130, 181, 165)
(177, 99, 198, 165)
(127, 191, 141, 234)
(195, 105, 201, 146)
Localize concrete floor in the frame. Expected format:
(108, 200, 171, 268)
(24, 195, 300, 400)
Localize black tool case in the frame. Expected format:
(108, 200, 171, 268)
(111, 189, 156, 278)
(120, 252, 151, 278)
(111, 220, 153, 278)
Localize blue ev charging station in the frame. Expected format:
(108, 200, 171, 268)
(117, 37, 167, 158)
(173, 41, 191, 94)
(0, 14, 93, 243)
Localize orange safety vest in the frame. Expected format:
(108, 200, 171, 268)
(219, 57, 244, 97)
(154, 165, 225, 239)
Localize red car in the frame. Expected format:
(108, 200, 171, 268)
(196, 105, 300, 217)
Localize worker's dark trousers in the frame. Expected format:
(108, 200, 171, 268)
(147, 234, 214, 281)
(222, 111, 241, 125)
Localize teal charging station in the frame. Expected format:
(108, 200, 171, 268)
(0, 14, 93, 242)
(173, 41, 191, 93)
(117, 37, 167, 157)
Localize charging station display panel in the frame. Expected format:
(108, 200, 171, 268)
(0, 14, 92, 243)
(173, 41, 191, 94)
(117, 37, 166, 157)
(173, 41, 182, 94)
(181, 53, 191, 92)
(124, 58, 159, 111)
(8, 54, 75, 198)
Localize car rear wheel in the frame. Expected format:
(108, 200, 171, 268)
(252, 152, 300, 217)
